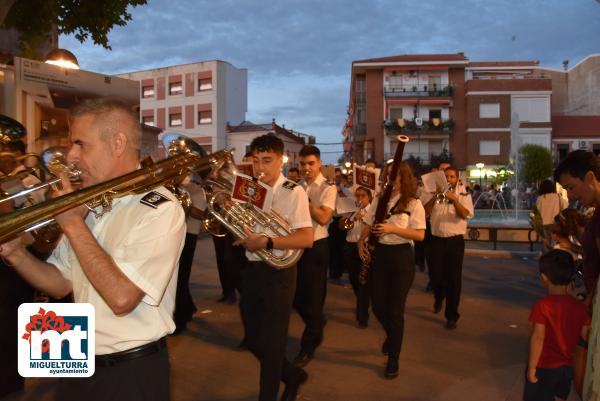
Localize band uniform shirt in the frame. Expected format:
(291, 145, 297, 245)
(47, 186, 186, 355)
(246, 173, 312, 262)
(346, 204, 371, 243)
(430, 184, 474, 238)
(184, 179, 207, 235)
(364, 195, 426, 245)
(300, 173, 337, 241)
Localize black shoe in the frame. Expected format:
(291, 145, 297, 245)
(280, 370, 308, 401)
(293, 350, 314, 368)
(433, 299, 442, 314)
(384, 356, 399, 378)
(217, 295, 228, 302)
(446, 320, 457, 330)
(425, 282, 433, 292)
(357, 321, 368, 329)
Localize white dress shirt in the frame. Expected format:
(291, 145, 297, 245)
(47, 186, 186, 355)
(300, 173, 337, 241)
(346, 204, 371, 243)
(246, 173, 312, 262)
(364, 195, 426, 245)
(430, 184, 474, 237)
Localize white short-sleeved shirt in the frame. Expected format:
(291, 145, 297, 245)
(184, 180, 207, 235)
(300, 173, 337, 241)
(246, 173, 312, 262)
(47, 186, 186, 355)
(430, 184, 474, 237)
(536, 193, 568, 226)
(364, 195, 426, 245)
(346, 203, 371, 243)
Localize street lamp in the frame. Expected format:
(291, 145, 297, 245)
(44, 48, 80, 69)
(475, 162, 485, 187)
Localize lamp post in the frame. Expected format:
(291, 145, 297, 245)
(476, 162, 485, 187)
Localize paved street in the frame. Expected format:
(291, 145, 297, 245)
(4, 235, 580, 401)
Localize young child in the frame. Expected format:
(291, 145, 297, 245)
(524, 249, 590, 401)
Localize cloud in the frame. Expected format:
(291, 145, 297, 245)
(60, 0, 600, 163)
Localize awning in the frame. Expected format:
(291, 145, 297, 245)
(386, 99, 418, 106)
(419, 99, 451, 106)
(383, 66, 449, 71)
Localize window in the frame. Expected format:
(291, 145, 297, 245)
(389, 107, 403, 121)
(480, 140, 500, 156)
(512, 96, 550, 122)
(169, 113, 182, 127)
(594, 144, 600, 157)
(169, 82, 182, 96)
(198, 110, 212, 125)
(557, 144, 570, 162)
(479, 103, 500, 119)
(142, 86, 154, 98)
(357, 108, 366, 124)
(198, 78, 213, 91)
(429, 109, 442, 120)
(142, 116, 154, 126)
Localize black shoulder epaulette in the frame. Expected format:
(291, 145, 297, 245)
(282, 181, 297, 190)
(140, 191, 172, 209)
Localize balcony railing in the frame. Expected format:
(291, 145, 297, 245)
(384, 119, 453, 134)
(384, 84, 452, 98)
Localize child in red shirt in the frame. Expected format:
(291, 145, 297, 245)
(524, 249, 591, 401)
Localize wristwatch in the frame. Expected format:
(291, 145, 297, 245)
(266, 237, 274, 251)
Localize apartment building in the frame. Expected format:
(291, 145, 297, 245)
(118, 60, 247, 153)
(344, 53, 554, 179)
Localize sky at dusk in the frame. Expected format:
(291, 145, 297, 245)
(61, 0, 600, 163)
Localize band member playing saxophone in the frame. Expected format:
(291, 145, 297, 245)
(358, 162, 425, 378)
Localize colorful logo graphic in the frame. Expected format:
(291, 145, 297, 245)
(18, 303, 95, 377)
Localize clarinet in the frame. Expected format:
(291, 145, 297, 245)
(359, 135, 409, 285)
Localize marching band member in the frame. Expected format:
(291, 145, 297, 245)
(343, 186, 372, 327)
(294, 145, 336, 367)
(425, 165, 474, 330)
(358, 162, 425, 378)
(234, 133, 313, 401)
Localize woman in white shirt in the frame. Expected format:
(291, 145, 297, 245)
(536, 179, 568, 250)
(358, 162, 426, 378)
(342, 186, 372, 328)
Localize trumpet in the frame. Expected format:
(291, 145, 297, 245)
(435, 184, 453, 204)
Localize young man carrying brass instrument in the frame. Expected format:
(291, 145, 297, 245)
(233, 133, 313, 401)
(0, 98, 186, 401)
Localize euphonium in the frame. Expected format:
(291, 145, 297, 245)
(202, 153, 303, 269)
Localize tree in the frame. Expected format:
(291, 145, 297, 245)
(518, 144, 554, 186)
(1, 0, 148, 57)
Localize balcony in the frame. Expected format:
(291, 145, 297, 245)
(384, 84, 452, 98)
(353, 124, 367, 141)
(384, 118, 453, 135)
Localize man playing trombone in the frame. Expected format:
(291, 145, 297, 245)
(0, 98, 186, 401)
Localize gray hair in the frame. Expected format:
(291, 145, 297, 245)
(70, 98, 141, 153)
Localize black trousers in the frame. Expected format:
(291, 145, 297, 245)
(240, 261, 303, 401)
(424, 220, 434, 275)
(428, 235, 465, 323)
(328, 217, 347, 278)
(212, 232, 245, 298)
(344, 241, 370, 325)
(370, 243, 414, 359)
(174, 232, 198, 326)
(294, 238, 329, 354)
(0, 262, 34, 397)
(57, 345, 170, 401)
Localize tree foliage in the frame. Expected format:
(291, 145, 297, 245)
(1, 0, 147, 57)
(518, 144, 554, 185)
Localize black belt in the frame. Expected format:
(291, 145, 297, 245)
(95, 337, 167, 367)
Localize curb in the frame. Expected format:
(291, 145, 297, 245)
(465, 248, 542, 260)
